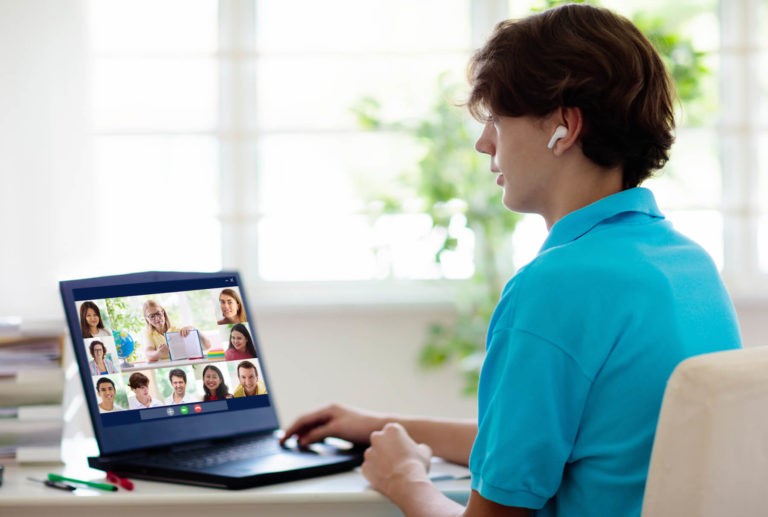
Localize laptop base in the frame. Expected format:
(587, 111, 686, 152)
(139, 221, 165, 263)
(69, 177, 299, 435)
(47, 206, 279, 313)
(88, 447, 363, 490)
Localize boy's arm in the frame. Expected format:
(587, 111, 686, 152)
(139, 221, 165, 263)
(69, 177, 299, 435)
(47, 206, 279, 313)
(364, 423, 530, 517)
(280, 403, 476, 466)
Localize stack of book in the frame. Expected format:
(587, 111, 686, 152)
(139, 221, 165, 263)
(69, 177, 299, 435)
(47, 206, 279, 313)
(0, 318, 66, 464)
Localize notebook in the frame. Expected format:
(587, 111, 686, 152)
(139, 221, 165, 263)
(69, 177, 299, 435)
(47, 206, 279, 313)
(165, 330, 203, 361)
(60, 270, 363, 489)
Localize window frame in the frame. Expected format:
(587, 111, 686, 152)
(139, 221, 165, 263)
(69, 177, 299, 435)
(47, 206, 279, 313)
(718, 0, 768, 298)
(90, 0, 768, 307)
(217, 0, 507, 306)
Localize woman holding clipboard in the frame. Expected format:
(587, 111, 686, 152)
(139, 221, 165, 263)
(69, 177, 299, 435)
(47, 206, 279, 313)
(142, 299, 211, 362)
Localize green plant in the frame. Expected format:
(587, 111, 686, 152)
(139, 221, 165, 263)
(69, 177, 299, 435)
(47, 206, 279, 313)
(355, 75, 518, 395)
(355, 1, 710, 395)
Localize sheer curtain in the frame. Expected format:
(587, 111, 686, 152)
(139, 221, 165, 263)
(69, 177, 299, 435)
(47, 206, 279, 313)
(0, 0, 90, 319)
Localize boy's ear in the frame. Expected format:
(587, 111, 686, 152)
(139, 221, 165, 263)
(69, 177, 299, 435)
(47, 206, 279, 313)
(551, 107, 583, 156)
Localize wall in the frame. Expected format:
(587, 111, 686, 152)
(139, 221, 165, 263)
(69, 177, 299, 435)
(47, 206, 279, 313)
(255, 305, 476, 425)
(732, 300, 768, 349)
(0, 0, 93, 321)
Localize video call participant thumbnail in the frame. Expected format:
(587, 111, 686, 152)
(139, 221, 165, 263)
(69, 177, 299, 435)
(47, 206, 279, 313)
(225, 323, 257, 361)
(217, 288, 247, 325)
(80, 301, 110, 338)
(233, 360, 267, 397)
(165, 368, 197, 405)
(143, 299, 211, 362)
(88, 339, 118, 375)
(202, 365, 233, 401)
(127, 372, 163, 409)
(96, 377, 125, 413)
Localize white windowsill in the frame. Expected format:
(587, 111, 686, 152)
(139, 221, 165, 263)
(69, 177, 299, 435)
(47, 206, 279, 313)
(243, 275, 768, 315)
(246, 279, 465, 313)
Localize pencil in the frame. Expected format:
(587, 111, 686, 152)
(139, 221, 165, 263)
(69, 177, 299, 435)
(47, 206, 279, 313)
(47, 473, 117, 492)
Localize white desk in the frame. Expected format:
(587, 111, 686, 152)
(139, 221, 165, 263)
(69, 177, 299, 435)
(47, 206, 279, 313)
(0, 436, 471, 516)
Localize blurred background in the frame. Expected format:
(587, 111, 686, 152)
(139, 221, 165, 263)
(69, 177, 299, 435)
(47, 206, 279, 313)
(1, 0, 765, 425)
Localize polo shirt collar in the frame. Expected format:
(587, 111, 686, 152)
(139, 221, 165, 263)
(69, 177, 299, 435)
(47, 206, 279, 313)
(540, 187, 664, 252)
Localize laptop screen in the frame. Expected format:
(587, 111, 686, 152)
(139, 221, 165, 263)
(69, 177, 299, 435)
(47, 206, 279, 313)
(60, 271, 280, 456)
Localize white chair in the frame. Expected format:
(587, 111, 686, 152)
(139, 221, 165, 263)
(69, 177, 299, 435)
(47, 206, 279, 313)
(641, 346, 768, 517)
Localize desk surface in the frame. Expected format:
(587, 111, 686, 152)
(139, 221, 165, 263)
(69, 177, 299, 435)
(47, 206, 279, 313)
(0, 436, 471, 517)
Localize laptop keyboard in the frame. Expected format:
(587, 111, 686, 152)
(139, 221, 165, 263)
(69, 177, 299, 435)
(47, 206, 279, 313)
(144, 437, 282, 470)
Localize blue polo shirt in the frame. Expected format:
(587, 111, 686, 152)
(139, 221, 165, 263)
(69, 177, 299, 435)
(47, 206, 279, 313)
(469, 188, 741, 516)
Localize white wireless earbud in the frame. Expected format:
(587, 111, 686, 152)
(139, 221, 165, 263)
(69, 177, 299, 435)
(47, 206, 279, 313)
(547, 125, 568, 150)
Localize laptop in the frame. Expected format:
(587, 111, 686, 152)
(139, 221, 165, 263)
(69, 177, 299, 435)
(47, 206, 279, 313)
(60, 270, 363, 489)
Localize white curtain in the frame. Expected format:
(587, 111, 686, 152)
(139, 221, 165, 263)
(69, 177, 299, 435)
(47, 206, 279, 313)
(0, 0, 91, 320)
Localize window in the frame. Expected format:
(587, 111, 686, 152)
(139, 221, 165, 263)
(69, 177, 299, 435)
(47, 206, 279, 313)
(718, 0, 768, 293)
(223, 0, 481, 283)
(89, 0, 221, 273)
(89, 0, 768, 302)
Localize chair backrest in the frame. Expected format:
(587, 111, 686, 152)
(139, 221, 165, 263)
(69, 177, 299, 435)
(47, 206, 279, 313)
(641, 346, 768, 517)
